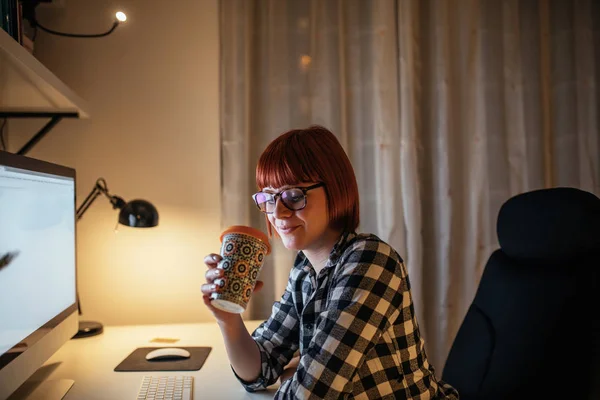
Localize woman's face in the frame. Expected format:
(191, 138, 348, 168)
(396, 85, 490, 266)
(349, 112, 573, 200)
(263, 182, 334, 253)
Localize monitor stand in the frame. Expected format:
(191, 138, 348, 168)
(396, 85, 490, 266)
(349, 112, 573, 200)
(73, 320, 103, 339)
(8, 379, 74, 400)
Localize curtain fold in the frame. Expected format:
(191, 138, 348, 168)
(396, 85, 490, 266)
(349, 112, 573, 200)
(219, 0, 600, 369)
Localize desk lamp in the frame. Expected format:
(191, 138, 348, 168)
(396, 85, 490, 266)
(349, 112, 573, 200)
(73, 177, 159, 339)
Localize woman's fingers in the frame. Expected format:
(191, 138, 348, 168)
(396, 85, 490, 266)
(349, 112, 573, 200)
(203, 254, 261, 297)
(200, 283, 218, 295)
(202, 295, 220, 312)
(201, 276, 226, 294)
(204, 253, 222, 267)
(203, 253, 223, 284)
(280, 365, 297, 383)
(204, 267, 223, 283)
(287, 356, 300, 369)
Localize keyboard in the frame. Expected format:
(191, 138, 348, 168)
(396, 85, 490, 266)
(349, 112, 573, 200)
(136, 376, 193, 400)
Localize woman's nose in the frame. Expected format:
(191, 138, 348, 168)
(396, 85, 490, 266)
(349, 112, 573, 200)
(272, 197, 292, 218)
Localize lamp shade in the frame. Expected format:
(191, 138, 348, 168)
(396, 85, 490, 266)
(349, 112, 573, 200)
(118, 199, 159, 227)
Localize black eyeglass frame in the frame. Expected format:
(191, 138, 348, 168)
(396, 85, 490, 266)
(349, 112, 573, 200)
(252, 183, 324, 214)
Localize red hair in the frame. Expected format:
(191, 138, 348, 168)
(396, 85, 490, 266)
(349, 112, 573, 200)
(255, 125, 360, 234)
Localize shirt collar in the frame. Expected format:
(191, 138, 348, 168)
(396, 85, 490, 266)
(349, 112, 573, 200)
(297, 231, 357, 272)
(326, 231, 356, 267)
(310, 231, 358, 270)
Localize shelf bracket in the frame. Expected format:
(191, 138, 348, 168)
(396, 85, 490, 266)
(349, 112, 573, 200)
(0, 111, 79, 156)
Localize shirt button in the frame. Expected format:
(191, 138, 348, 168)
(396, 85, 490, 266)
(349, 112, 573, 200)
(305, 324, 313, 330)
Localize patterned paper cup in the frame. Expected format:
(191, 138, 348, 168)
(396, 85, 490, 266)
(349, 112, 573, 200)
(210, 225, 271, 313)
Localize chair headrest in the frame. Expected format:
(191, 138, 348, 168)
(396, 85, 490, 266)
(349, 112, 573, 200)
(497, 187, 600, 263)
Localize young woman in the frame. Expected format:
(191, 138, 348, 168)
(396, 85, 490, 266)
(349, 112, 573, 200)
(201, 126, 459, 399)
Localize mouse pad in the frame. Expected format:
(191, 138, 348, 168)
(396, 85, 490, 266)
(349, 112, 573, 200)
(114, 347, 212, 372)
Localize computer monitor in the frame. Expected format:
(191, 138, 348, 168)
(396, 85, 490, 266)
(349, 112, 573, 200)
(0, 151, 78, 400)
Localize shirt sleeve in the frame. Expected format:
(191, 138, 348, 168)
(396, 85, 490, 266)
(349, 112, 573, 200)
(274, 239, 405, 399)
(233, 270, 301, 392)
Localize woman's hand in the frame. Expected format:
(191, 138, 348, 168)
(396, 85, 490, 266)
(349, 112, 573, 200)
(279, 356, 300, 383)
(201, 253, 236, 324)
(201, 253, 264, 324)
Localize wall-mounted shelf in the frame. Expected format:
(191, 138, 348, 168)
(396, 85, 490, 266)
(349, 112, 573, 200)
(0, 28, 89, 154)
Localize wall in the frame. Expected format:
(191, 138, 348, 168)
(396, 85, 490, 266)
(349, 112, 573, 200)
(8, 0, 221, 326)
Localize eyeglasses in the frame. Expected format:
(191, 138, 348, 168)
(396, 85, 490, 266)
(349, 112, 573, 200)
(252, 183, 324, 214)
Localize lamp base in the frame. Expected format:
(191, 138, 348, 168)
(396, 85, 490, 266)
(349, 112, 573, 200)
(72, 320, 103, 339)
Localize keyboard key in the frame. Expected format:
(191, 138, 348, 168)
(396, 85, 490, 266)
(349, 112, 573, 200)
(136, 376, 193, 400)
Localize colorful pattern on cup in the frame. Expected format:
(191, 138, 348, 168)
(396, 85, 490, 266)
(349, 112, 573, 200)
(210, 231, 269, 314)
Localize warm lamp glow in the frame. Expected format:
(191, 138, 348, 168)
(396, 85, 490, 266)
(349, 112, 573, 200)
(116, 11, 127, 22)
(300, 55, 312, 71)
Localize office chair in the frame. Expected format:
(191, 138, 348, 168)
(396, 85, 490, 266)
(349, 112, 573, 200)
(442, 187, 600, 400)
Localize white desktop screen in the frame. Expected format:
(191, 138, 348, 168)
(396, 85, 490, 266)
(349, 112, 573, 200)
(0, 158, 76, 385)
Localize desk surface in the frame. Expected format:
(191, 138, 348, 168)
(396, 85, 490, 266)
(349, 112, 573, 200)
(26, 321, 278, 400)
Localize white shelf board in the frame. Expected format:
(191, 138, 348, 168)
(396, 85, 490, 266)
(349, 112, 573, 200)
(0, 28, 89, 117)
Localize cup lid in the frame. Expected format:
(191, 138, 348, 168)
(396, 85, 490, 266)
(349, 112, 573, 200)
(220, 225, 271, 254)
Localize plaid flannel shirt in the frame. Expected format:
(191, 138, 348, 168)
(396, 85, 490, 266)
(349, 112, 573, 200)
(234, 232, 459, 399)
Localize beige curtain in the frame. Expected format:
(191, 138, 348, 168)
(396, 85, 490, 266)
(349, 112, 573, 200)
(219, 0, 600, 369)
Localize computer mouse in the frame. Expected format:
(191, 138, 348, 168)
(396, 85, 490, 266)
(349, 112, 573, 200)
(145, 347, 191, 361)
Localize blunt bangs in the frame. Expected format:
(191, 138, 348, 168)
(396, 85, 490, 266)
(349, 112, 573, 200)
(256, 131, 322, 190)
(255, 126, 360, 234)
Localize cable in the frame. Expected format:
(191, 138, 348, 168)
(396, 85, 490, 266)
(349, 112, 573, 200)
(20, 2, 126, 40)
(34, 20, 119, 38)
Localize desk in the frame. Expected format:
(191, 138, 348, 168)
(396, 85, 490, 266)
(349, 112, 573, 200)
(21, 321, 279, 400)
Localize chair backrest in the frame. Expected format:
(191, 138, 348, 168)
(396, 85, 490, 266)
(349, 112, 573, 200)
(442, 187, 600, 400)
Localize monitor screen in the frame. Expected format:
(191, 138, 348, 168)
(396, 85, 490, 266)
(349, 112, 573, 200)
(0, 151, 78, 400)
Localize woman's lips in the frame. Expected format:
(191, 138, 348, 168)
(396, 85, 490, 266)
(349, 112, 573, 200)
(277, 225, 299, 235)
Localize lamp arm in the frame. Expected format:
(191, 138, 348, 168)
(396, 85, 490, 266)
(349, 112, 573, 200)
(76, 187, 101, 220)
(76, 178, 113, 221)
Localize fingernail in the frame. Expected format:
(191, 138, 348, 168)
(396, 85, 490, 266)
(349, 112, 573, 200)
(212, 255, 220, 261)
(211, 284, 217, 290)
